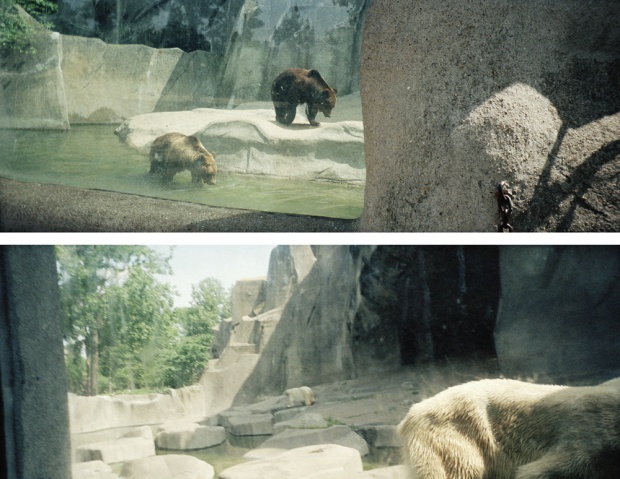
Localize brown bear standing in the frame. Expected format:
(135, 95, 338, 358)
(149, 132, 217, 186)
(271, 68, 337, 126)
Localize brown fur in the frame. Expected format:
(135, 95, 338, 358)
(149, 132, 217, 186)
(271, 68, 337, 126)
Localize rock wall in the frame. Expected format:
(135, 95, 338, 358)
(0, 30, 69, 129)
(218, 0, 369, 105)
(231, 245, 620, 404)
(495, 246, 620, 382)
(360, 0, 620, 231)
(68, 385, 206, 435)
(61, 35, 222, 123)
(0, 31, 222, 129)
(234, 245, 501, 403)
(2, 1, 368, 128)
(201, 245, 318, 415)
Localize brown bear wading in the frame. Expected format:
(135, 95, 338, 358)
(271, 68, 337, 126)
(149, 132, 217, 186)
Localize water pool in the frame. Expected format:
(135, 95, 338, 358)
(0, 126, 363, 220)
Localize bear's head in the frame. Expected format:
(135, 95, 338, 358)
(194, 153, 217, 185)
(317, 88, 337, 118)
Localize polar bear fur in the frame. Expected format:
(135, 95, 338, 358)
(398, 378, 620, 479)
(285, 386, 316, 408)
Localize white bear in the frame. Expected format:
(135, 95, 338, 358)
(398, 378, 620, 478)
(285, 386, 316, 408)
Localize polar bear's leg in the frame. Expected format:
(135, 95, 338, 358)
(515, 451, 573, 479)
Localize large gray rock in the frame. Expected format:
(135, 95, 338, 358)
(258, 425, 369, 456)
(69, 385, 205, 435)
(115, 107, 365, 182)
(155, 420, 226, 450)
(495, 246, 620, 382)
(355, 425, 401, 449)
(219, 444, 363, 479)
(72, 460, 119, 479)
(273, 412, 328, 434)
(265, 245, 317, 311)
(231, 277, 267, 324)
(76, 436, 155, 464)
(358, 466, 409, 479)
(0, 28, 69, 129)
(120, 454, 214, 479)
(201, 343, 261, 416)
(360, 0, 620, 231)
(61, 35, 220, 123)
(222, 412, 274, 437)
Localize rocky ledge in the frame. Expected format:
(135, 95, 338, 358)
(115, 100, 365, 183)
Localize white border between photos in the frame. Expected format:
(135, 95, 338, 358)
(1, 232, 618, 246)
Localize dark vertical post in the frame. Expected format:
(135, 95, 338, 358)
(0, 246, 71, 479)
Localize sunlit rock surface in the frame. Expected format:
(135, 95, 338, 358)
(0, 30, 69, 130)
(115, 102, 365, 183)
(258, 425, 370, 456)
(155, 420, 226, 450)
(119, 454, 214, 479)
(76, 427, 155, 464)
(72, 460, 119, 479)
(69, 385, 205, 435)
(219, 444, 363, 479)
(360, 0, 620, 231)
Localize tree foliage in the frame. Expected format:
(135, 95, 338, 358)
(57, 246, 231, 396)
(0, 0, 57, 53)
(161, 277, 231, 388)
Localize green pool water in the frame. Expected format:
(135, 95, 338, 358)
(0, 125, 363, 219)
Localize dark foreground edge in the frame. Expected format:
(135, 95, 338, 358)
(0, 178, 357, 232)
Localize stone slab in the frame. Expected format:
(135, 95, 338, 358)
(219, 444, 363, 479)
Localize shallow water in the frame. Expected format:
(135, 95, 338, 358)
(0, 126, 363, 219)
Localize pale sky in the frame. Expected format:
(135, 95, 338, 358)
(151, 245, 276, 307)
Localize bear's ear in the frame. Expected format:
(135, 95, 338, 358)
(332, 88, 337, 95)
(319, 90, 331, 100)
(211, 152, 216, 159)
(308, 69, 324, 82)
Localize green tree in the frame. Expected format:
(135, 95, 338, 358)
(162, 278, 231, 388)
(0, 0, 57, 53)
(57, 245, 174, 395)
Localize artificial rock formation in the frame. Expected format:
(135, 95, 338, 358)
(360, 0, 620, 231)
(495, 246, 620, 382)
(227, 245, 619, 406)
(115, 106, 365, 182)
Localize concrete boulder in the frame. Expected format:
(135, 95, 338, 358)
(72, 460, 119, 479)
(273, 412, 328, 434)
(76, 435, 155, 464)
(222, 412, 274, 437)
(120, 454, 214, 479)
(155, 420, 226, 450)
(219, 444, 363, 479)
(257, 425, 369, 456)
(114, 105, 365, 183)
(356, 425, 402, 448)
(358, 465, 409, 479)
